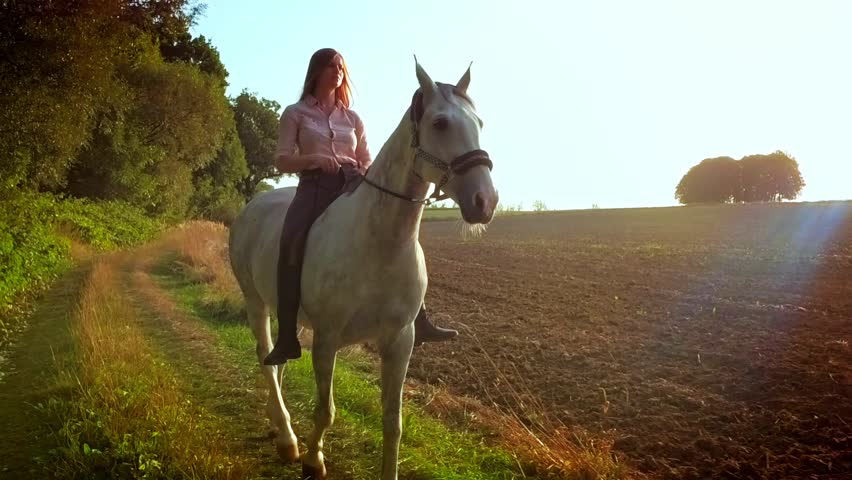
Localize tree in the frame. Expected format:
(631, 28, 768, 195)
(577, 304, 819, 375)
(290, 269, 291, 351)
(232, 91, 285, 201)
(190, 124, 249, 224)
(738, 151, 804, 202)
(675, 156, 741, 204)
(65, 49, 232, 220)
(0, 0, 217, 197)
(0, 8, 144, 192)
(160, 33, 229, 86)
(255, 181, 275, 195)
(0, 0, 272, 224)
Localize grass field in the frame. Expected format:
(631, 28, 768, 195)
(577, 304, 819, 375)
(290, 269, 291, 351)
(1, 201, 848, 479)
(0, 220, 623, 479)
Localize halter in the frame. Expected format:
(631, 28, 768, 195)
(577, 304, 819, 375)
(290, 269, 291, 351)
(361, 84, 493, 205)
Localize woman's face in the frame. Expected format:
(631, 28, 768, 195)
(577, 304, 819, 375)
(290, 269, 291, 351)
(317, 55, 344, 91)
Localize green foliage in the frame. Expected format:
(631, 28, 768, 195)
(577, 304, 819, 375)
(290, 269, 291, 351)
(40, 361, 243, 480)
(55, 198, 162, 250)
(0, 11, 144, 191)
(0, 0, 247, 348)
(533, 200, 548, 211)
(1, 0, 238, 222)
(254, 181, 275, 195)
(191, 125, 249, 224)
(0, 194, 71, 327)
(675, 156, 741, 204)
(738, 151, 805, 202)
(66, 51, 232, 220)
(232, 90, 285, 202)
(161, 34, 229, 86)
(675, 151, 805, 205)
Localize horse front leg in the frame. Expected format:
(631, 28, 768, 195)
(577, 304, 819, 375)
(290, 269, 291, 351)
(379, 323, 415, 480)
(302, 334, 337, 480)
(247, 299, 298, 462)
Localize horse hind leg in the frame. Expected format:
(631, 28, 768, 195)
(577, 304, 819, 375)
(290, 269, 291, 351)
(246, 295, 299, 463)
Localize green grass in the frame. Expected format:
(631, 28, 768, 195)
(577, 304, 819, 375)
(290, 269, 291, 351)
(33, 260, 252, 480)
(151, 258, 537, 479)
(0, 264, 89, 478)
(422, 208, 539, 222)
(422, 208, 463, 221)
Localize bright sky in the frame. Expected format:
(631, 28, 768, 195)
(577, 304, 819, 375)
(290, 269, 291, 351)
(192, 0, 851, 210)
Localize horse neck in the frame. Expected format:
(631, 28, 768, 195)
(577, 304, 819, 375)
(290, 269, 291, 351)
(362, 116, 429, 245)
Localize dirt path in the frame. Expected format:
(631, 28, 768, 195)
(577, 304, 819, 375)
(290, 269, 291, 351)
(122, 251, 300, 479)
(0, 253, 299, 479)
(0, 264, 90, 478)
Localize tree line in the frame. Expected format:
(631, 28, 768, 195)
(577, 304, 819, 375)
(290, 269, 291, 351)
(675, 151, 805, 205)
(0, 0, 283, 222)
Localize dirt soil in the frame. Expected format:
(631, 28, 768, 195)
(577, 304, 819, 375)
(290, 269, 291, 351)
(409, 202, 851, 479)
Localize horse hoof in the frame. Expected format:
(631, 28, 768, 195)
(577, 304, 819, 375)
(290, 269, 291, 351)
(302, 462, 327, 479)
(275, 440, 300, 463)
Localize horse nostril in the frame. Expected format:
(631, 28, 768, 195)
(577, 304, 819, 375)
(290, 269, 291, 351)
(474, 192, 486, 212)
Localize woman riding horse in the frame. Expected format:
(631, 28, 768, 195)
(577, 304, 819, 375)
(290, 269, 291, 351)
(264, 48, 457, 365)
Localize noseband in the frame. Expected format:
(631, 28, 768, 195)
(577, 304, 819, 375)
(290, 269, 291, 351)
(361, 83, 493, 205)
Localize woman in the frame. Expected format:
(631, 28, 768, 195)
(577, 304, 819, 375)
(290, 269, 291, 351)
(264, 48, 456, 365)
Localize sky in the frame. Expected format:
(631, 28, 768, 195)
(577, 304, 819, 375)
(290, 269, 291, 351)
(191, 0, 851, 210)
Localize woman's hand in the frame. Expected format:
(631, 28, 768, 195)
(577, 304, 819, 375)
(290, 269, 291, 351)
(313, 154, 340, 174)
(336, 155, 359, 168)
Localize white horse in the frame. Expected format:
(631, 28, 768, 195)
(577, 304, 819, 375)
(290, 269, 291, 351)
(228, 59, 497, 480)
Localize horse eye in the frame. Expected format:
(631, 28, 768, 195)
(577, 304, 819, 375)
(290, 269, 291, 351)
(433, 117, 449, 130)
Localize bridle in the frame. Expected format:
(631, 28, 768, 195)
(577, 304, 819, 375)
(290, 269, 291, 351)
(361, 84, 493, 205)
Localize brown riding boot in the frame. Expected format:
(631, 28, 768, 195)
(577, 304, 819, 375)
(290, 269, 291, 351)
(414, 305, 458, 346)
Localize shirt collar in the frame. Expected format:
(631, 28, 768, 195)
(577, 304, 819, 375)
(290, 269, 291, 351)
(304, 94, 344, 109)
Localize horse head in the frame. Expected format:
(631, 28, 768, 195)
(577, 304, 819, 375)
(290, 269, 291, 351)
(410, 59, 498, 224)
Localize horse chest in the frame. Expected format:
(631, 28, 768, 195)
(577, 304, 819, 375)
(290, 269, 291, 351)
(302, 242, 426, 325)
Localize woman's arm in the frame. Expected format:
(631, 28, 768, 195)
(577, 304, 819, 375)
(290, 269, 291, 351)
(276, 152, 335, 173)
(353, 112, 372, 172)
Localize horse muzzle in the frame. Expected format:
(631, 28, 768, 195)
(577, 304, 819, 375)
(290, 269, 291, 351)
(455, 168, 498, 224)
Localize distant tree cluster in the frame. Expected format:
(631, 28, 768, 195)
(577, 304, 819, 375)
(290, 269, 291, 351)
(0, 0, 283, 223)
(675, 151, 805, 205)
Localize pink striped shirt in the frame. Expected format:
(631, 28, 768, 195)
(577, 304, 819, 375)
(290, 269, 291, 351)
(276, 94, 372, 173)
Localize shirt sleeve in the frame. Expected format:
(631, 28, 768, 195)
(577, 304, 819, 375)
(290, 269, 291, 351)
(275, 105, 300, 158)
(353, 111, 372, 171)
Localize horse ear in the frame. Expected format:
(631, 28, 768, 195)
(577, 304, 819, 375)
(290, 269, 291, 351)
(414, 55, 437, 101)
(456, 62, 472, 94)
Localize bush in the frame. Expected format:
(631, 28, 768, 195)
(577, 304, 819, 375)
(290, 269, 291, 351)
(55, 197, 162, 250)
(0, 193, 71, 323)
(0, 192, 162, 342)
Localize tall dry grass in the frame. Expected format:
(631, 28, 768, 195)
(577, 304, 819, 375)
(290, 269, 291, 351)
(160, 221, 242, 310)
(457, 326, 635, 479)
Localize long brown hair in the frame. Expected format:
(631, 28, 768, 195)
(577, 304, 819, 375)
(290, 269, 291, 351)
(300, 48, 353, 108)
